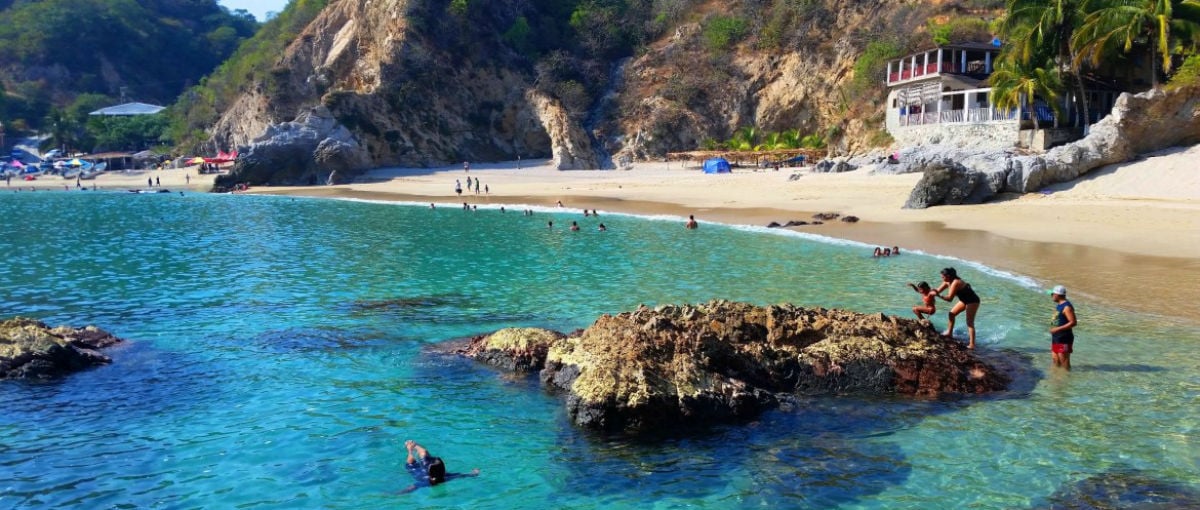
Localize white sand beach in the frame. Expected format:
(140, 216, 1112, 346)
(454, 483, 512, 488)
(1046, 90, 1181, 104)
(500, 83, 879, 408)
(244, 145, 1198, 320)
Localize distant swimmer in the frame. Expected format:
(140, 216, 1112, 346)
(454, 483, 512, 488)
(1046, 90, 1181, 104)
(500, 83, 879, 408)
(1048, 285, 1078, 371)
(873, 247, 883, 257)
(893, 246, 901, 255)
(686, 215, 698, 229)
(584, 210, 590, 217)
(548, 220, 554, 229)
(883, 248, 892, 256)
(934, 267, 981, 349)
(500, 206, 506, 213)
(591, 209, 598, 217)
(570, 221, 580, 231)
(556, 200, 564, 207)
(907, 281, 937, 321)
(598, 223, 607, 232)
(430, 203, 436, 209)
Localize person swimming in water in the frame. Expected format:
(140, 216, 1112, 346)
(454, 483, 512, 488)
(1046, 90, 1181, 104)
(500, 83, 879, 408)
(570, 221, 580, 231)
(907, 281, 937, 321)
(934, 267, 981, 349)
(400, 439, 479, 494)
(686, 215, 698, 229)
(598, 223, 607, 231)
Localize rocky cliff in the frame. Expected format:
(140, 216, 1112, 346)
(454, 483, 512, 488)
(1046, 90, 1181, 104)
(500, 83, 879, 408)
(205, 0, 949, 183)
(459, 301, 1011, 434)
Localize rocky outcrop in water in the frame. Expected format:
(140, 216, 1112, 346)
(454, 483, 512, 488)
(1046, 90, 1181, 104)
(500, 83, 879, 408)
(460, 327, 565, 373)
(1, 318, 125, 379)
(900, 84, 1200, 208)
(460, 301, 1009, 434)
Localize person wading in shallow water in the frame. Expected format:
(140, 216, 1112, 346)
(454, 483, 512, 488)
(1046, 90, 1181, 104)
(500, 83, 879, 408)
(685, 215, 698, 229)
(934, 267, 981, 349)
(400, 440, 479, 494)
(1048, 285, 1078, 371)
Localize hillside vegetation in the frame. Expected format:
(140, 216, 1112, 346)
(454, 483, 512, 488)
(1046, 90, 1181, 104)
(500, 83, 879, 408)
(0, 0, 258, 136)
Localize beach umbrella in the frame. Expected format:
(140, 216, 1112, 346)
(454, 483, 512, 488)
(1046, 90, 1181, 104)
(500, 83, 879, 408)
(189, 156, 206, 164)
(10, 160, 23, 168)
(69, 158, 83, 166)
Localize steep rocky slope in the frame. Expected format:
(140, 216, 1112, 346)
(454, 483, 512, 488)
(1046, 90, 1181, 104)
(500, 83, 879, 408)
(206, 0, 955, 182)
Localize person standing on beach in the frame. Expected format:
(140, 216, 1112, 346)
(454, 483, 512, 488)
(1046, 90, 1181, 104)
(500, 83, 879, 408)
(156, 176, 160, 187)
(455, 180, 462, 196)
(686, 215, 698, 229)
(934, 267, 981, 349)
(148, 177, 153, 188)
(1048, 285, 1077, 370)
(464, 161, 470, 173)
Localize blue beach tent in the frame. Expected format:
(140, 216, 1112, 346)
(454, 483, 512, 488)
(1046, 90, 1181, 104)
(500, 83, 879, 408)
(702, 158, 731, 174)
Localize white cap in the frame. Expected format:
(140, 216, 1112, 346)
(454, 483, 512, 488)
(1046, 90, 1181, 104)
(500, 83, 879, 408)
(1050, 285, 1067, 296)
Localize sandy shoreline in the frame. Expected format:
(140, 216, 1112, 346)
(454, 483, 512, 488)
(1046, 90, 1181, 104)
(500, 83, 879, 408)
(79, 146, 1197, 323)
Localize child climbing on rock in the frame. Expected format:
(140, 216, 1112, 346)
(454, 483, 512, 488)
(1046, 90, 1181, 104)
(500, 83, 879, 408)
(907, 281, 937, 321)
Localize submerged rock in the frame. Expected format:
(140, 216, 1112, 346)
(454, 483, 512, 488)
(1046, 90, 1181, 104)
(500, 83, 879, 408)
(1, 317, 125, 379)
(459, 301, 1009, 434)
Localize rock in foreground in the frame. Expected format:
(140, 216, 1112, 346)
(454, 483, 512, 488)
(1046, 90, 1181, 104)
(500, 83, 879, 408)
(1, 317, 125, 380)
(463, 301, 1009, 434)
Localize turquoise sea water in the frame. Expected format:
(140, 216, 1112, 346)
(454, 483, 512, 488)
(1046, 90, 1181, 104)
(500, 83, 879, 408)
(1, 190, 1198, 509)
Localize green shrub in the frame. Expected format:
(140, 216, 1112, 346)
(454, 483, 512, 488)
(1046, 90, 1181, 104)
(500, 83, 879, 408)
(852, 40, 904, 95)
(702, 15, 748, 52)
(927, 16, 991, 46)
(1168, 55, 1200, 90)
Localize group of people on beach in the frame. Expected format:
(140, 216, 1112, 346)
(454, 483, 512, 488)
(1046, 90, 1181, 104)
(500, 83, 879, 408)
(907, 267, 1077, 369)
(455, 177, 488, 196)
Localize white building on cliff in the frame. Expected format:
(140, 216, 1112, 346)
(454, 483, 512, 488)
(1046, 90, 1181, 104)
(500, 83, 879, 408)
(883, 42, 1119, 151)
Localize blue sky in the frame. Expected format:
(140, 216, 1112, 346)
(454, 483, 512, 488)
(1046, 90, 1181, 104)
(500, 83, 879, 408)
(219, 0, 290, 21)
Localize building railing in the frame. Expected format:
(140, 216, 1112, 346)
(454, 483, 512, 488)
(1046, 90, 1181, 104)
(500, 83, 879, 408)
(897, 107, 1017, 127)
(886, 62, 991, 84)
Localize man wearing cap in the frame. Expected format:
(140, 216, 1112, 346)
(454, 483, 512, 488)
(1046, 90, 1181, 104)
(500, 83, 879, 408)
(1048, 285, 1078, 370)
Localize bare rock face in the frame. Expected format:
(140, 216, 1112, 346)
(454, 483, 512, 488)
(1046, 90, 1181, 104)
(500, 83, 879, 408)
(454, 301, 1009, 434)
(218, 106, 371, 187)
(526, 91, 598, 170)
(1, 317, 125, 379)
(903, 84, 1200, 208)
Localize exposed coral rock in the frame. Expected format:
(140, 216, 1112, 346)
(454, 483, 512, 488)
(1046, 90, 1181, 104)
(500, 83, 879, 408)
(461, 327, 565, 373)
(455, 301, 1008, 434)
(1, 317, 125, 380)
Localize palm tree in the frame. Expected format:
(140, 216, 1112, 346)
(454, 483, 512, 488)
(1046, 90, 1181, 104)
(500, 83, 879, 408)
(990, 57, 1064, 147)
(1002, 0, 1092, 128)
(726, 126, 758, 151)
(780, 128, 802, 149)
(1072, 0, 1197, 88)
(754, 131, 786, 151)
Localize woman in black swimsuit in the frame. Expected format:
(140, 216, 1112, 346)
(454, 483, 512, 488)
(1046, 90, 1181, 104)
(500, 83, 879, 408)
(934, 267, 981, 349)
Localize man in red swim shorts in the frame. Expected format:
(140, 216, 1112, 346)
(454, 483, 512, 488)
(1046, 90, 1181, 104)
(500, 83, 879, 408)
(1048, 285, 1078, 371)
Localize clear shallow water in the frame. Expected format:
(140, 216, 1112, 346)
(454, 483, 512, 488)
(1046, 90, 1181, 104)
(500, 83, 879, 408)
(1, 191, 1198, 509)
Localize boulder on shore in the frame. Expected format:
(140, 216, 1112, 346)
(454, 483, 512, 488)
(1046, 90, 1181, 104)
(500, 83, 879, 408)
(1, 317, 125, 380)
(460, 327, 565, 373)
(216, 106, 370, 188)
(901, 83, 1200, 208)
(459, 301, 1010, 434)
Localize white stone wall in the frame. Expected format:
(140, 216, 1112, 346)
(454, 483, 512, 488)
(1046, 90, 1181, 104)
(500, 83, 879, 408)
(885, 91, 1020, 149)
